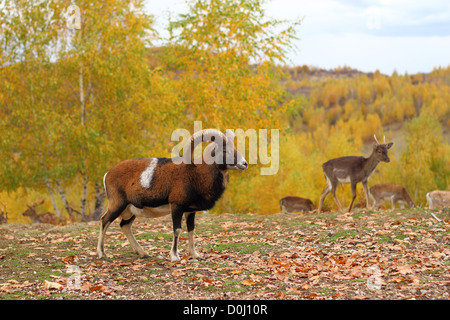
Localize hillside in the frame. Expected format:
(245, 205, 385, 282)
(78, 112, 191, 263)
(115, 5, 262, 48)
(279, 65, 450, 141)
(280, 65, 450, 165)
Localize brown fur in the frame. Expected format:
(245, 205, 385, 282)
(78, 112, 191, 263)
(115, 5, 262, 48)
(280, 196, 315, 213)
(369, 183, 414, 209)
(103, 158, 228, 211)
(98, 129, 247, 261)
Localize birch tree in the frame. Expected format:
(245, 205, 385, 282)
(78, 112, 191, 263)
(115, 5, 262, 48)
(0, 0, 157, 221)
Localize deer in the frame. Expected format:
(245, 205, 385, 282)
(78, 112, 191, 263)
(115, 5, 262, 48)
(369, 183, 414, 209)
(0, 202, 7, 224)
(426, 190, 450, 209)
(317, 135, 394, 213)
(280, 196, 315, 213)
(22, 199, 59, 225)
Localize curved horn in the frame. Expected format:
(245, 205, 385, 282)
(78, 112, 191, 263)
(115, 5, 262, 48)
(373, 134, 380, 145)
(183, 129, 227, 164)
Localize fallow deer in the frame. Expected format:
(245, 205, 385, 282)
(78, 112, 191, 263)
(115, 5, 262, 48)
(426, 190, 450, 209)
(280, 196, 315, 213)
(317, 135, 394, 213)
(369, 183, 414, 209)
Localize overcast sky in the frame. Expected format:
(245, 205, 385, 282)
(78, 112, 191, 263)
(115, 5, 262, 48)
(145, 0, 450, 75)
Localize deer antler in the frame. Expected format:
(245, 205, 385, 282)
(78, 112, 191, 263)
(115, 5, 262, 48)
(374, 134, 380, 145)
(383, 136, 386, 144)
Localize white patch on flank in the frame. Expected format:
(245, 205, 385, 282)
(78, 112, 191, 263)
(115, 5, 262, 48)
(333, 168, 351, 184)
(140, 158, 158, 189)
(337, 176, 351, 184)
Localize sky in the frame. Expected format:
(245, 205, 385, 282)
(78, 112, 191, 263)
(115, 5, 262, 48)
(144, 0, 450, 75)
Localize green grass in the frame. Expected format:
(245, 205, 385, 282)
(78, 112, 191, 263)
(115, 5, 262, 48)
(319, 229, 359, 243)
(207, 242, 271, 255)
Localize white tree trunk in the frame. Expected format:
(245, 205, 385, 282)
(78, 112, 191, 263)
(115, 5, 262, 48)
(45, 181, 62, 221)
(80, 174, 88, 220)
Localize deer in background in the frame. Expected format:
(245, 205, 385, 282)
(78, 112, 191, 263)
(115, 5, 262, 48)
(369, 183, 414, 209)
(318, 135, 394, 213)
(426, 190, 450, 209)
(0, 202, 7, 224)
(22, 199, 59, 225)
(280, 196, 315, 213)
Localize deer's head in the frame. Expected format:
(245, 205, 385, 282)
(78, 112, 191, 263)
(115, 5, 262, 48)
(373, 135, 394, 162)
(22, 199, 45, 217)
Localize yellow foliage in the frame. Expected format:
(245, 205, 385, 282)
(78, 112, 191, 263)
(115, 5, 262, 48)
(0, 0, 448, 220)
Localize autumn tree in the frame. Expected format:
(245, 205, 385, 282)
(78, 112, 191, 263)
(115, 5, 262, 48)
(381, 113, 450, 205)
(0, 0, 158, 221)
(160, 0, 300, 213)
(165, 0, 300, 130)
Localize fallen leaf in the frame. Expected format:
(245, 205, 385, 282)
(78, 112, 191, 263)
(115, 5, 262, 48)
(241, 279, 256, 286)
(421, 238, 437, 244)
(80, 282, 91, 291)
(44, 280, 63, 290)
(89, 285, 109, 292)
(62, 255, 78, 263)
(398, 264, 412, 275)
(388, 277, 412, 283)
(172, 269, 185, 276)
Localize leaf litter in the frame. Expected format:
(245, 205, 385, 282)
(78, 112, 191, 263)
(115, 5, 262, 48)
(0, 208, 449, 299)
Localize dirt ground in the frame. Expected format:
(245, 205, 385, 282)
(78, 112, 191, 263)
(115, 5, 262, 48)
(0, 208, 449, 300)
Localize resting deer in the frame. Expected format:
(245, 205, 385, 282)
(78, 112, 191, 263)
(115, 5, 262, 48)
(318, 135, 394, 213)
(22, 199, 59, 225)
(280, 196, 315, 213)
(369, 183, 414, 209)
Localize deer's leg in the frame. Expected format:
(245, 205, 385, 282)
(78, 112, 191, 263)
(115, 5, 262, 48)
(318, 177, 333, 213)
(347, 182, 357, 212)
(331, 182, 345, 212)
(374, 200, 381, 209)
(318, 185, 331, 213)
(362, 180, 370, 209)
